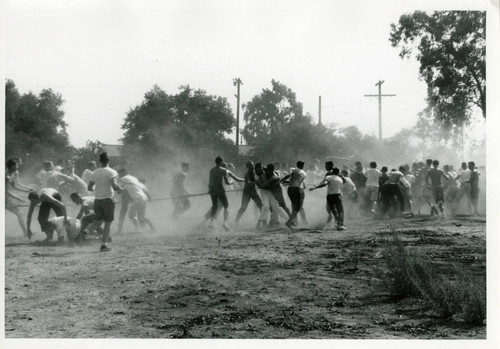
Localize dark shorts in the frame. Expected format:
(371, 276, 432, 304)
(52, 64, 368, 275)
(38, 193, 64, 232)
(94, 198, 116, 222)
(432, 186, 444, 203)
(287, 187, 302, 212)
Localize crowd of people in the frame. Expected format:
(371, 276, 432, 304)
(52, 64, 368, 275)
(5, 152, 483, 252)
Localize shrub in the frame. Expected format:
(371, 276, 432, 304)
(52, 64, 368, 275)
(381, 235, 486, 324)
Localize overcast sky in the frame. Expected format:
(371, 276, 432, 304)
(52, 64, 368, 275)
(3, 0, 492, 148)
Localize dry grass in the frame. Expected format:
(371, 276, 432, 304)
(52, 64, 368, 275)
(380, 235, 486, 324)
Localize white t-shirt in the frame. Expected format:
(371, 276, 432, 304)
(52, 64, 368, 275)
(81, 169, 94, 185)
(325, 175, 343, 195)
(365, 168, 381, 187)
(48, 217, 81, 239)
(119, 175, 147, 201)
(458, 169, 471, 183)
(342, 177, 356, 195)
(405, 173, 416, 186)
(289, 168, 307, 188)
(91, 167, 118, 200)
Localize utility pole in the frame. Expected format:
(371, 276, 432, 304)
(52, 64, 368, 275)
(318, 96, 322, 125)
(364, 80, 396, 140)
(233, 78, 243, 146)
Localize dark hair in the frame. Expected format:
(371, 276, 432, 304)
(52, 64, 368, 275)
(399, 166, 406, 173)
(432, 159, 439, 166)
(355, 161, 362, 167)
(296, 161, 305, 169)
(28, 191, 39, 201)
(341, 169, 349, 176)
(381, 166, 388, 172)
(332, 167, 340, 175)
(325, 161, 334, 168)
(468, 161, 475, 167)
(6, 158, 18, 170)
(266, 163, 275, 171)
(426, 159, 433, 165)
(215, 156, 223, 165)
(70, 192, 81, 202)
(255, 162, 262, 169)
(99, 152, 110, 164)
(443, 165, 449, 171)
(369, 161, 377, 168)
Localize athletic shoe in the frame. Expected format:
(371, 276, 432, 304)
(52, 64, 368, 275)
(223, 223, 231, 232)
(337, 225, 347, 231)
(100, 245, 112, 253)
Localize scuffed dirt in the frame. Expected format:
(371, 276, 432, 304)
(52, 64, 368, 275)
(4, 212, 485, 339)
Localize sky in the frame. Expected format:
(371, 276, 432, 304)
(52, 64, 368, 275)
(2, 0, 493, 148)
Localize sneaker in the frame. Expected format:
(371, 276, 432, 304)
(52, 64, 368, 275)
(337, 225, 347, 231)
(222, 223, 230, 232)
(100, 245, 112, 253)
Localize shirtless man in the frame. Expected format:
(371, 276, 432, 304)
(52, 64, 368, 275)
(235, 161, 263, 225)
(426, 160, 449, 217)
(27, 187, 69, 242)
(208, 156, 234, 230)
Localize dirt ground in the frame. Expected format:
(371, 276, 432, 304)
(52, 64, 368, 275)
(4, 193, 486, 339)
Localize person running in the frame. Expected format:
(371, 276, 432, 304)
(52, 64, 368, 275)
(279, 161, 307, 231)
(86, 152, 122, 252)
(171, 162, 191, 218)
(400, 166, 415, 216)
(6, 159, 33, 239)
(27, 187, 68, 242)
(118, 169, 155, 232)
(235, 161, 263, 225)
(208, 156, 233, 230)
(380, 168, 405, 217)
(261, 164, 292, 224)
(310, 167, 346, 231)
(469, 161, 480, 216)
(350, 161, 368, 214)
(454, 162, 473, 214)
(365, 161, 381, 216)
(255, 163, 279, 229)
(341, 169, 357, 220)
(425, 160, 448, 217)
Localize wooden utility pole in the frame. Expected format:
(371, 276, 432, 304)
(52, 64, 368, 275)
(364, 80, 396, 140)
(318, 96, 322, 125)
(233, 78, 243, 146)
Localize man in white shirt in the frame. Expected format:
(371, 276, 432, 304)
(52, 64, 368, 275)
(310, 167, 346, 231)
(45, 216, 81, 245)
(118, 169, 155, 232)
(365, 161, 381, 215)
(87, 152, 122, 252)
(454, 162, 472, 214)
(81, 161, 97, 186)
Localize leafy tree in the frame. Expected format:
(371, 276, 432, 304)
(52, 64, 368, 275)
(242, 80, 305, 145)
(5, 79, 72, 161)
(72, 140, 104, 175)
(390, 11, 486, 130)
(121, 85, 236, 168)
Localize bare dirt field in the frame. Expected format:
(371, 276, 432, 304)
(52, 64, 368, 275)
(4, 194, 486, 339)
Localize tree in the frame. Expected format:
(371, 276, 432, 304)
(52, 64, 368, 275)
(72, 140, 104, 175)
(242, 80, 305, 145)
(390, 11, 486, 130)
(121, 85, 236, 167)
(5, 79, 72, 161)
